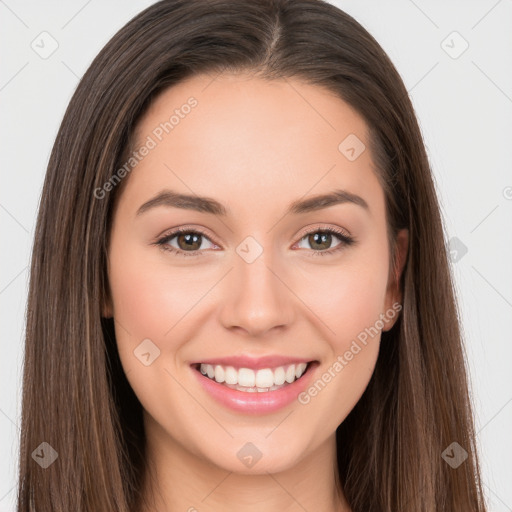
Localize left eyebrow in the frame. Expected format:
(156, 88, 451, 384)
(135, 188, 369, 217)
(287, 189, 369, 214)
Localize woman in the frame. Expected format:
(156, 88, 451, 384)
(17, 0, 487, 510)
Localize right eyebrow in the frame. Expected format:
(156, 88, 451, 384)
(136, 190, 227, 217)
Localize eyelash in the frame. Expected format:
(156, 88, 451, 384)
(153, 226, 355, 258)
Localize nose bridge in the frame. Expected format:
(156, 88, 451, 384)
(219, 234, 294, 336)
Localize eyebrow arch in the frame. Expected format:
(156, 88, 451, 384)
(135, 188, 369, 217)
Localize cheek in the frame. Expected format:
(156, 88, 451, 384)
(107, 247, 198, 416)
(296, 254, 389, 346)
(109, 235, 198, 327)
(336, 268, 387, 341)
(107, 240, 199, 375)
(110, 261, 165, 338)
(293, 253, 389, 419)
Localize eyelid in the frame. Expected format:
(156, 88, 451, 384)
(154, 223, 355, 257)
(154, 225, 219, 245)
(155, 223, 352, 245)
(294, 223, 352, 241)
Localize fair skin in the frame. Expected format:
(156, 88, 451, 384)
(105, 72, 408, 512)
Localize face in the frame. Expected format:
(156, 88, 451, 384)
(105, 72, 407, 475)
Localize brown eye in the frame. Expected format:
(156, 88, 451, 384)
(306, 232, 337, 251)
(175, 232, 203, 251)
(156, 228, 216, 257)
(295, 227, 355, 257)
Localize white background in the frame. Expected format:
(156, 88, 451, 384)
(1, 1, 511, 510)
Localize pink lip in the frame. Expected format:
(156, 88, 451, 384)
(191, 361, 319, 415)
(189, 354, 313, 370)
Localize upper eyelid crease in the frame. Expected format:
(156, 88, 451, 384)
(136, 188, 369, 217)
(156, 224, 352, 244)
(155, 226, 355, 257)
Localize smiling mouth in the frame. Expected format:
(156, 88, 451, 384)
(191, 361, 315, 393)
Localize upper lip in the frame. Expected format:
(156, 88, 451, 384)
(190, 355, 316, 370)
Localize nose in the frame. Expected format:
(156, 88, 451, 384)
(218, 247, 295, 338)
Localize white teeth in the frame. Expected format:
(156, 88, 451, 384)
(238, 368, 255, 387)
(214, 365, 225, 383)
(285, 365, 296, 383)
(225, 366, 238, 385)
(255, 368, 274, 388)
(198, 362, 310, 389)
(274, 366, 286, 385)
(295, 363, 307, 379)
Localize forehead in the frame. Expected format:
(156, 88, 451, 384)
(118, 73, 384, 221)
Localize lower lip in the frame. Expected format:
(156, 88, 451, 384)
(191, 362, 318, 414)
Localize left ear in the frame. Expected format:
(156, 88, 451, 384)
(102, 292, 114, 319)
(101, 253, 114, 318)
(383, 228, 408, 331)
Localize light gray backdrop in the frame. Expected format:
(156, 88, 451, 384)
(1, 0, 511, 510)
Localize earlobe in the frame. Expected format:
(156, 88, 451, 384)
(102, 305, 113, 319)
(102, 254, 114, 318)
(101, 292, 114, 318)
(394, 228, 409, 297)
(102, 307, 113, 319)
(383, 228, 409, 331)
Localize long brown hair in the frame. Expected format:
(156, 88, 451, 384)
(17, 1, 487, 510)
